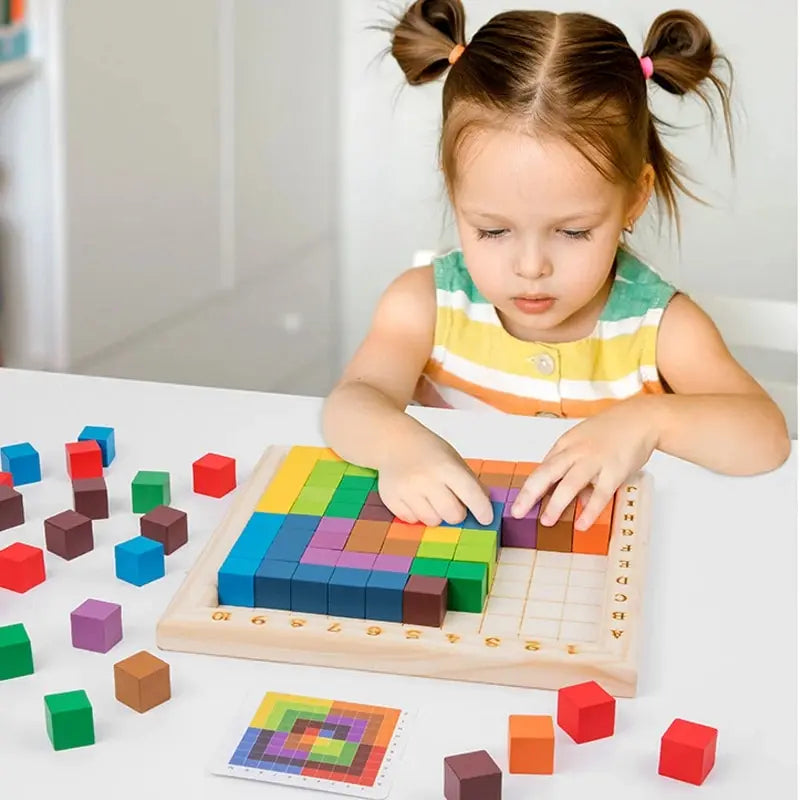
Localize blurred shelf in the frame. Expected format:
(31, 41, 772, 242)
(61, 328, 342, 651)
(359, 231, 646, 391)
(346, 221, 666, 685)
(0, 57, 40, 89)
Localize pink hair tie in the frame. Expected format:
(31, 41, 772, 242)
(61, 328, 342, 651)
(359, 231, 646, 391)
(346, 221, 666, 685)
(640, 55, 654, 80)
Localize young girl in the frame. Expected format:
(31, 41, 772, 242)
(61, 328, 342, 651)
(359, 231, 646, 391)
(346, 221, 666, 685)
(323, 1, 791, 533)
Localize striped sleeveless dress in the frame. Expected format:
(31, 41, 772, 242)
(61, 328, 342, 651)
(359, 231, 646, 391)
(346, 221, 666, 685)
(413, 248, 677, 418)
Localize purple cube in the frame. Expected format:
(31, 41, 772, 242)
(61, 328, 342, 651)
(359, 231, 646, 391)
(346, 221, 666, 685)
(300, 547, 340, 567)
(373, 554, 413, 573)
(337, 551, 377, 570)
(489, 486, 509, 503)
(501, 500, 540, 548)
(316, 517, 354, 535)
(309, 530, 348, 550)
(70, 598, 122, 653)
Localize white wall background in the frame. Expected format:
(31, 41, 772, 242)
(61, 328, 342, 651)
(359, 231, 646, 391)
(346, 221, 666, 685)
(339, 0, 797, 364)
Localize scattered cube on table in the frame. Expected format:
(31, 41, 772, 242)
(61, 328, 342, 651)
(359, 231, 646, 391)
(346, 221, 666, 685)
(557, 680, 616, 743)
(65, 440, 103, 480)
(114, 536, 165, 586)
(44, 509, 94, 560)
(70, 598, 123, 653)
(114, 650, 171, 713)
(131, 470, 170, 514)
(0, 442, 41, 485)
(0, 622, 34, 680)
(44, 690, 95, 750)
(72, 476, 109, 519)
(78, 425, 116, 467)
(0, 472, 13, 487)
(140, 505, 188, 555)
(0, 542, 46, 593)
(509, 714, 554, 774)
(658, 718, 718, 785)
(0, 484, 24, 531)
(192, 452, 236, 498)
(444, 750, 502, 800)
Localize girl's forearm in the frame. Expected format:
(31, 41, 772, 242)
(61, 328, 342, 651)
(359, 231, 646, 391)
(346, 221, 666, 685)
(321, 381, 430, 470)
(645, 393, 791, 475)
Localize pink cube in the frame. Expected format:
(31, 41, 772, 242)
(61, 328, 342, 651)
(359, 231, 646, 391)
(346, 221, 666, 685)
(70, 598, 123, 653)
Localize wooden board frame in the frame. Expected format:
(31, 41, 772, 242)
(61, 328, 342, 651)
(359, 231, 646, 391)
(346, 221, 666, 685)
(156, 446, 652, 697)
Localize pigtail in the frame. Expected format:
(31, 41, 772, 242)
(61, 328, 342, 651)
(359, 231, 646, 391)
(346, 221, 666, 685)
(384, 0, 467, 86)
(642, 10, 735, 224)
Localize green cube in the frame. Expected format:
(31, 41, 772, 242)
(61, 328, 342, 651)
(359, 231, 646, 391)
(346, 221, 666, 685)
(338, 476, 375, 492)
(446, 561, 488, 613)
(131, 471, 170, 513)
(305, 461, 347, 487)
(416, 540, 456, 560)
(296, 486, 335, 504)
(331, 487, 369, 505)
(410, 557, 450, 577)
(290, 500, 328, 515)
(324, 503, 363, 519)
(344, 464, 377, 478)
(0, 623, 34, 680)
(44, 690, 95, 751)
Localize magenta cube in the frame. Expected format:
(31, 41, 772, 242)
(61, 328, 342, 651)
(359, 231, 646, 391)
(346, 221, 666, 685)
(316, 517, 354, 535)
(300, 547, 340, 567)
(309, 530, 348, 550)
(372, 554, 413, 573)
(70, 598, 122, 653)
(489, 486, 509, 503)
(336, 551, 377, 570)
(501, 499, 540, 547)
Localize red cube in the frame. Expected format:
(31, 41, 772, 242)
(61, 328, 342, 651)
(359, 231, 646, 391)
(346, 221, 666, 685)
(192, 453, 236, 498)
(659, 718, 718, 785)
(0, 542, 46, 593)
(65, 440, 103, 479)
(0, 472, 13, 487)
(557, 680, 616, 743)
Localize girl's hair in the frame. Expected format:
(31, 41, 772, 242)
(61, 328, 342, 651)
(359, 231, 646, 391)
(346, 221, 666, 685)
(384, 1, 733, 230)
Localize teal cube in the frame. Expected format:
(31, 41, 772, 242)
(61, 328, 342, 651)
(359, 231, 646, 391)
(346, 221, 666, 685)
(44, 690, 95, 750)
(131, 471, 170, 513)
(115, 537, 165, 586)
(0, 622, 34, 680)
(0, 442, 41, 485)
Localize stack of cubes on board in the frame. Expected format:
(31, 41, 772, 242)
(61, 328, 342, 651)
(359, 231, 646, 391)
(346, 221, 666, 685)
(217, 446, 614, 627)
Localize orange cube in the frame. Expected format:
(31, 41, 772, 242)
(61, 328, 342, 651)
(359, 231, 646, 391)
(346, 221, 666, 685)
(509, 714, 554, 774)
(463, 459, 483, 475)
(573, 494, 614, 555)
(480, 460, 516, 475)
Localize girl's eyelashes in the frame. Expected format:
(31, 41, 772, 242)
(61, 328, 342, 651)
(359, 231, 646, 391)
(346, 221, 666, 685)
(476, 228, 508, 240)
(560, 229, 591, 240)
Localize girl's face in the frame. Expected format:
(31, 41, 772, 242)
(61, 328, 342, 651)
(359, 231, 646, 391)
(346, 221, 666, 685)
(452, 127, 648, 341)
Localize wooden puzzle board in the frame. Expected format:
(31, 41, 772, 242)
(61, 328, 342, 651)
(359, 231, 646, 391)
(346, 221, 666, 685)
(156, 446, 652, 697)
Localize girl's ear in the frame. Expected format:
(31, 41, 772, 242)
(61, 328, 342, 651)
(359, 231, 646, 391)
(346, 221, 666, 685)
(627, 163, 655, 225)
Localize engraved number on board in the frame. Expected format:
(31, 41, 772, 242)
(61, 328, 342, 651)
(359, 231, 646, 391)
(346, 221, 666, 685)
(366, 626, 382, 637)
(445, 633, 460, 644)
(524, 641, 541, 652)
(485, 637, 501, 648)
(406, 630, 422, 640)
(290, 618, 306, 628)
(212, 611, 231, 621)
(327, 622, 342, 633)
(566, 644, 578, 655)
(250, 615, 267, 626)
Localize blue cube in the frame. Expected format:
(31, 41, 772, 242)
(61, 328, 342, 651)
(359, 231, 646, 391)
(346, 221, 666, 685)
(265, 527, 315, 562)
(218, 557, 259, 606)
(366, 571, 408, 623)
(291, 564, 333, 614)
(114, 537, 165, 586)
(328, 567, 370, 619)
(78, 426, 116, 467)
(229, 513, 284, 561)
(254, 559, 296, 610)
(279, 514, 320, 531)
(0, 442, 41, 485)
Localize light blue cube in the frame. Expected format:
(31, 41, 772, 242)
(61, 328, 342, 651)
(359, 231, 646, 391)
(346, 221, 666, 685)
(78, 426, 115, 467)
(0, 442, 41, 485)
(217, 557, 259, 606)
(114, 537, 164, 586)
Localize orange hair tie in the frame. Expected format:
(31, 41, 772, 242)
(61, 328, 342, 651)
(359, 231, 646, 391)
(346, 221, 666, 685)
(448, 44, 465, 65)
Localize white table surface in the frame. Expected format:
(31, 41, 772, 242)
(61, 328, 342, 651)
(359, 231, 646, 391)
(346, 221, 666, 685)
(0, 368, 796, 800)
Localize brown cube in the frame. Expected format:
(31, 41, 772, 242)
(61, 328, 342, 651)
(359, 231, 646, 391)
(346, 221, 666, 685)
(536, 493, 576, 553)
(364, 491, 386, 507)
(44, 510, 94, 560)
(380, 538, 419, 557)
(444, 750, 502, 800)
(403, 574, 448, 627)
(72, 477, 109, 519)
(114, 650, 171, 713)
(358, 505, 395, 522)
(0, 485, 24, 531)
(140, 505, 188, 555)
(479, 472, 512, 490)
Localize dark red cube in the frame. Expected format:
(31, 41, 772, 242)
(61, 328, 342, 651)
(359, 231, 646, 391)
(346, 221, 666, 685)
(140, 505, 188, 555)
(444, 750, 502, 800)
(44, 509, 94, 560)
(0, 485, 24, 531)
(402, 574, 448, 627)
(73, 477, 109, 519)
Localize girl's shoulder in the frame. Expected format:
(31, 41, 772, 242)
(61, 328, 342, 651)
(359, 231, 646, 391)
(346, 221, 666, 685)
(601, 248, 678, 321)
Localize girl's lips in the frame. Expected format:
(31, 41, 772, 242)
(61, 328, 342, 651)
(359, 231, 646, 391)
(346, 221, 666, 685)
(512, 296, 555, 314)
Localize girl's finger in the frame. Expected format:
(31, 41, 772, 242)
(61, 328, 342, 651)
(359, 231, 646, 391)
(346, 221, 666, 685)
(540, 461, 599, 526)
(574, 480, 617, 531)
(427, 483, 468, 526)
(447, 467, 494, 525)
(511, 450, 573, 519)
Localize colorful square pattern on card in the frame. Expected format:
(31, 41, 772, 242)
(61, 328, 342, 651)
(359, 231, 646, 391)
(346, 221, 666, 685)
(216, 447, 618, 630)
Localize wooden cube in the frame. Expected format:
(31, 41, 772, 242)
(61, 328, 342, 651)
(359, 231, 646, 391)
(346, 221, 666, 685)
(659, 718, 718, 785)
(44, 510, 94, 560)
(65, 440, 103, 480)
(509, 714, 554, 774)
(192, 452, 236, 498)
(0, 485, 24, 531)
(140, 505, 188, 555)
(72, 477, 109, 520)
(0, 542, 46, 593)
(114, 650, 171, 713)
(444, 750, 502, 800)
(402, 574, 447, 627)
(557, 680, 616, 743)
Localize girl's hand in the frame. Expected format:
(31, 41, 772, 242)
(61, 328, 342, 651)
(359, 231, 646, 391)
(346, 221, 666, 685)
(511, 397, 660, 530)
(377, 430, 494, 527)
